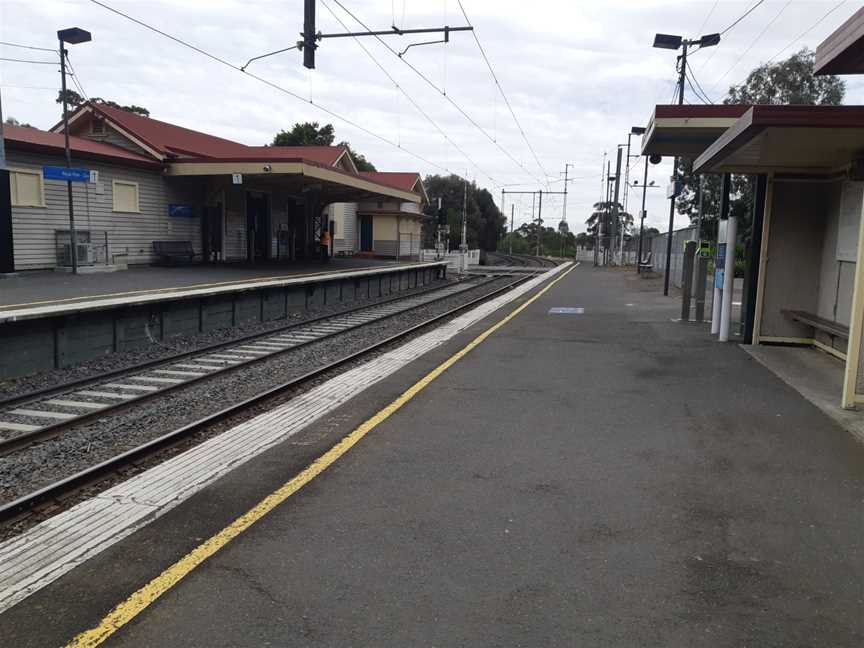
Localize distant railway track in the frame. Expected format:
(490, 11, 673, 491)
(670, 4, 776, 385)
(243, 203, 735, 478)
(485, 252, 558, 268)
(0, 272, 536, 523)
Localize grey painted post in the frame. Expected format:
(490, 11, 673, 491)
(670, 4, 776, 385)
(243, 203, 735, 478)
(694, 255, 708, 322)
(680, 241, 697, 321)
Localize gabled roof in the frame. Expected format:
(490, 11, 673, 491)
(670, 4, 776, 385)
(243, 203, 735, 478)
(202, 145, 350, 167)
(3, 124, 161, 168)
(359, 172, 427, 202)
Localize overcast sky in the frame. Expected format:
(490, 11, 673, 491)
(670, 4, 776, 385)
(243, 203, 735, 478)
(2, 0, 863, 232)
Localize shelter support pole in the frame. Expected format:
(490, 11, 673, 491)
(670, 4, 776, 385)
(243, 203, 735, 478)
(719, 215, 737, 342)
(751, 175, 775, 345)
(842, 190, 864, 409)
(711, 174, 731, 335)
(742, 175, 767, 344)
(694, 256, 707, 322)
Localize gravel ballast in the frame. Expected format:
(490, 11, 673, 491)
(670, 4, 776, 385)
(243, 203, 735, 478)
(0, 274, 521, 511)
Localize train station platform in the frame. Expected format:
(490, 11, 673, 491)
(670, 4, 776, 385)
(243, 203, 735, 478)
(1, 263, 863, 647)
(0, 258, 402, 309)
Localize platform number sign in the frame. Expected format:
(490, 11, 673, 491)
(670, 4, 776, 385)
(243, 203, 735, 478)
(232, 173, 243, 185)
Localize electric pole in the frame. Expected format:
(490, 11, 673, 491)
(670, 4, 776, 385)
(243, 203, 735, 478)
(663, 39, 687, 295)
(560, 163, 573, 258)
(460, 175, 468, 252)
(509, 204, 514, 256)
(612, 147, 622, 265)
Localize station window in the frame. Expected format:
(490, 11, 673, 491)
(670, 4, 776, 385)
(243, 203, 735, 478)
(112, 180, 140, 213)
(8, 168, 45, 207)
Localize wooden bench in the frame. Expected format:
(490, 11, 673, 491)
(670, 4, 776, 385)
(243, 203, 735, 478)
(638, 251, 653, 272)
(782, 309, 850, 340)
(152, 240, 198, 265)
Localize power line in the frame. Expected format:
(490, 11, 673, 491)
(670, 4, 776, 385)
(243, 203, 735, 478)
(0, 41, 57, 53)
(0, 57, 56, 65)
(686, 60, 713, 104)
(719, 0, 766, 36)
(319, 0, 500, 187)
(329, 0, 544, 185)
(697, 1, 720, 34)
(695, 0, 766, 74)
(706, 0, 792, 96)
(89, 0, 461, 178)
(65, 53, 90, 101)
(767, 0, 848, 63)
(456, 0, 550, 188)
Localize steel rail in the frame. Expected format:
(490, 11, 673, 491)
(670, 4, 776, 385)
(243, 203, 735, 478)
(0, 277, 465, 411)
(0, 273, 536, 523)
(0, 277, 501, 456)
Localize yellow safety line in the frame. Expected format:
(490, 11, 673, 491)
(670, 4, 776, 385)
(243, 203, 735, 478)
(0, 264, 408, 310)
(65, 262, 577, 648)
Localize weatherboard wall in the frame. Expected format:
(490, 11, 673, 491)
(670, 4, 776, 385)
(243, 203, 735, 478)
(6, 150, 200, 270)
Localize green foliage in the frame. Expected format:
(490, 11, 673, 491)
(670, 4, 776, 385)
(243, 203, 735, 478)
(338, 142, 376, 172)
(272, 122, 335, 146)
(676, 48, 845, 244)
(585, 200, 633, 251)
(3, 117, 33, 128)
(55, 90, 150, 116)
(421, 174, 505, 251)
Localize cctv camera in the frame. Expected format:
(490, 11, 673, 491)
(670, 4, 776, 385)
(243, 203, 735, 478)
(649, 154, 662, 165)
(263, 164, 273, 173)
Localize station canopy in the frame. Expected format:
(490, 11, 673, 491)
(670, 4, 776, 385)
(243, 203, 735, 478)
(815, 7, 864, 76)
(640, 105, 749, 159)
(693, 105, 864, 175)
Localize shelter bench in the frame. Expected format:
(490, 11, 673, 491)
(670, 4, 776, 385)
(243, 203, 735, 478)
(638, 251, 653, 272)
(153, 240, 198, 265)
(781, 309, 849, 340)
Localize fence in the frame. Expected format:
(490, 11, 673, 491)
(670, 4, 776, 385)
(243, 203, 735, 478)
(645, 226, 697, 289)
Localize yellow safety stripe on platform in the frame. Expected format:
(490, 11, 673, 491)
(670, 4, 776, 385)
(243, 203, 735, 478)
(65, 262, 577, 648)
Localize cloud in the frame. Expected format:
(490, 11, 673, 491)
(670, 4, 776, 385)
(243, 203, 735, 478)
(2, 0, 861, 233)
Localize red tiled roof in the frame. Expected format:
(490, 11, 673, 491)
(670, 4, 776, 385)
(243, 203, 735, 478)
(359, 172, 420, 192)
(3, 124, 161, 168)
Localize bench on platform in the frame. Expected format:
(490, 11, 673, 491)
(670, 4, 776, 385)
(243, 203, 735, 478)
(782, 309, 849, 340)
(638, 251, 653, 272)
(153, 240, 198, 265)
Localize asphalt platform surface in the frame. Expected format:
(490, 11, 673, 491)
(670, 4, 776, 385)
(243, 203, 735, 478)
(1, 263, 862, 647)
(0, 258, 400, 307)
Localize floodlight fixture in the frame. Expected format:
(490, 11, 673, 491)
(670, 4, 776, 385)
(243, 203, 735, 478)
(699, 33, 721, 48)
(653, 33, 682, 50)
(631, 126, 646, 135)
(58, 27, 91, 44)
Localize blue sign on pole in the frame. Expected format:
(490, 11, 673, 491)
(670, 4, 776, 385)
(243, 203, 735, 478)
(43, 166, 91, 182)
(168, 204, 195, 218)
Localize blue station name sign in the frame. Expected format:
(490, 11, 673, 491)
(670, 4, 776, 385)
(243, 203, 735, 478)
(43, 166, 91, 182)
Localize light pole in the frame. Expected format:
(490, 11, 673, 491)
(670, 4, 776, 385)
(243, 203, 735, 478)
(58, 27, 91, 275)
(653, 31, 719, 295)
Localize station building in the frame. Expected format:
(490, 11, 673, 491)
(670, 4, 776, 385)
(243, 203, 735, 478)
(2, 101, 428, 271)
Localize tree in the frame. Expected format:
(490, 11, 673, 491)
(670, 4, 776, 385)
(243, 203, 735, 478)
(421, 174, 505, 251)
(338, 141, 376, 172)
(3, 117, 34, 128)
(675, 48, 845, 243)
(55, 90, 150, 116)
(271, 122, 376, 171)
(272, 122, 335, 146)
(586, 200, 631, 250)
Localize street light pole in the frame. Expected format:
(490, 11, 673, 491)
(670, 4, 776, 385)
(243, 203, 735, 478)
(57, 27, 91, 276)
(637, 155, 649, 273)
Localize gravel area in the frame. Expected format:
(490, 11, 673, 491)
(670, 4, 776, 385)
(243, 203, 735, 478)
(0, 274, 522, 518)
(0, 277, 466, 402)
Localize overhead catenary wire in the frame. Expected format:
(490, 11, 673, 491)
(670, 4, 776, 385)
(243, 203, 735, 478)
(0, 57, 56, 65)
(329, 0, 544, 186)
(456, 0, 551, 188)
(0, 41, 57, 53)
(767, 0, 848, 63)
(88, 0, 461, 178)
(319, 0, 500, 187)
(705, 0, 792, 97)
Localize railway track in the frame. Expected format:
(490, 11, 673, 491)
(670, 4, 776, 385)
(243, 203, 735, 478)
(485, 252, 558, 267)
(0, 277, 498, 457)
(0, 272, 535, 524)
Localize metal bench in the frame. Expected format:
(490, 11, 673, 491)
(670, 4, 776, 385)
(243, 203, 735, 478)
(782, 309, 849, 340)
(638, 251, 653, 272)
(152, 240, 198, 265)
